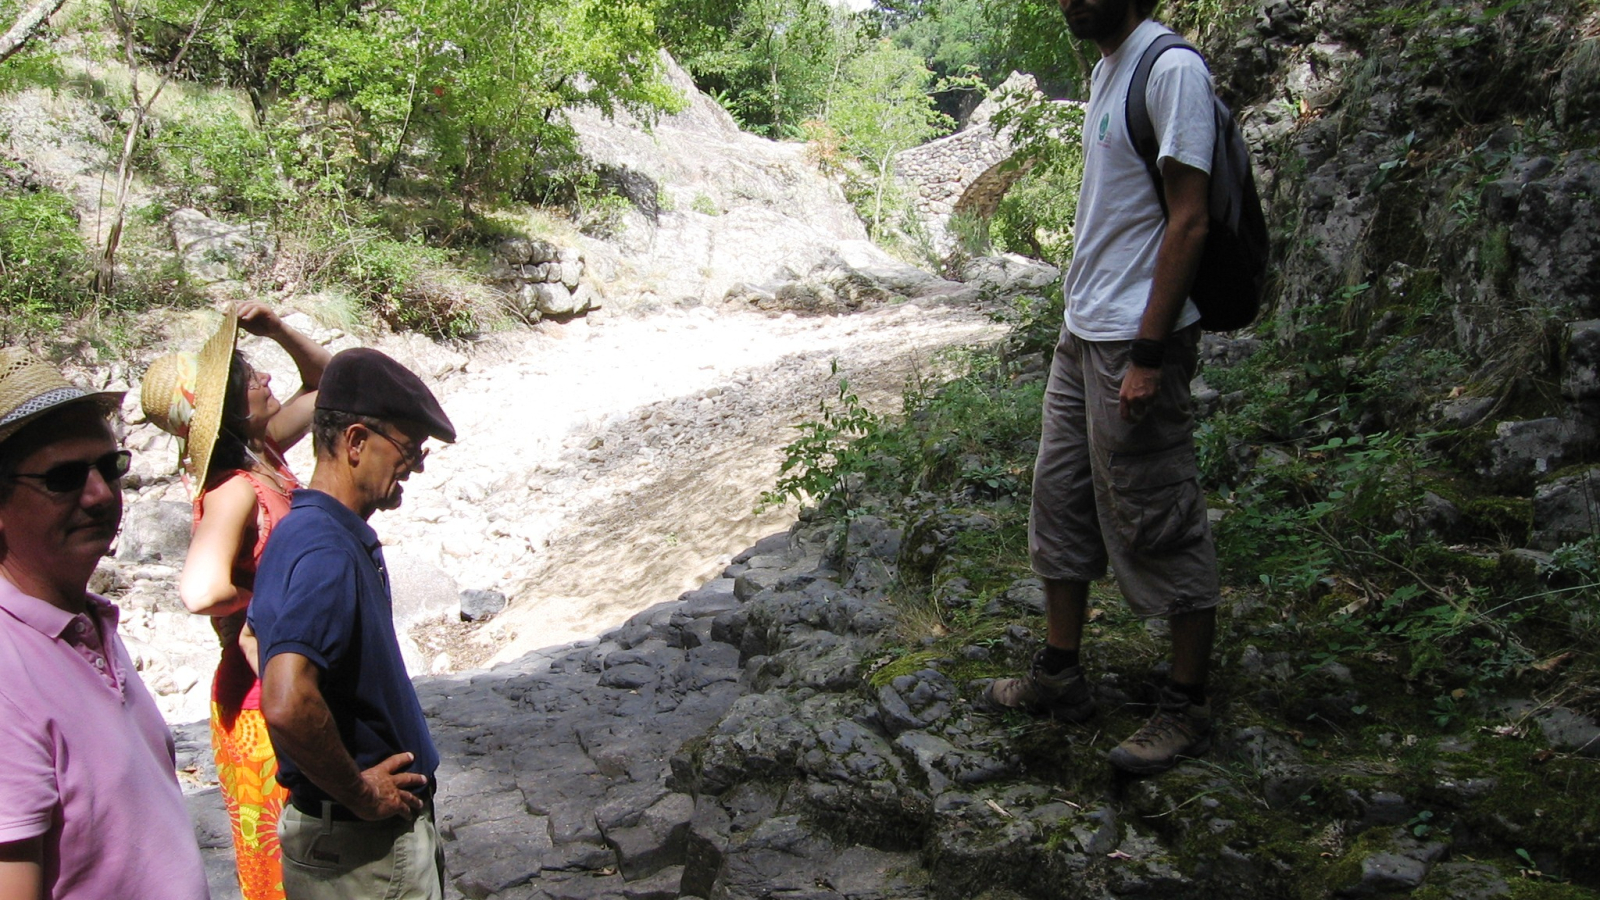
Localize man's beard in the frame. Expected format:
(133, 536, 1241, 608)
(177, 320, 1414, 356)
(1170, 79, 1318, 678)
(1063, 0, 1134, 42)
(378, 482, 403, 511)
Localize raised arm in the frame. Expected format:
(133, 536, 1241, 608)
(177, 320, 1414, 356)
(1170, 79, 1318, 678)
(259, 652, 426, 822)
(236, 301, 330, 450)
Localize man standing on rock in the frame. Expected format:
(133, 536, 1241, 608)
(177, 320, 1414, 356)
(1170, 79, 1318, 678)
(983, 0, 1223, 776)
(250, 348, 455, 899)
(0, 349, 211, 900)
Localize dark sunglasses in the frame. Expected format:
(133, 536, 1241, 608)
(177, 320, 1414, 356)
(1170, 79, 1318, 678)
(5, 450, 132, 494)
(368, 427, 428, 471)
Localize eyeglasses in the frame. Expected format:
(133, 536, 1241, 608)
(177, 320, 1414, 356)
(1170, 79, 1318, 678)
(4, 450, 132, 494)
(367, 427, 427, 471)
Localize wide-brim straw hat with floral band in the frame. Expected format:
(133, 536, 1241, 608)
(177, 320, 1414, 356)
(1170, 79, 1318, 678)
(0, 348, 126, 447)
(139, 310, 239, 486)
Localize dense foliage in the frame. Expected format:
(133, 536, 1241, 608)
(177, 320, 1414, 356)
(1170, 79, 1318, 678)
(142, 0, 679, 204)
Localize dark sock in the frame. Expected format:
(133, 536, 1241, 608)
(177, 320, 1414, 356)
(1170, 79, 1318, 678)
(1040, 645, 1080, 674)
(1172, 681, 1207, 706)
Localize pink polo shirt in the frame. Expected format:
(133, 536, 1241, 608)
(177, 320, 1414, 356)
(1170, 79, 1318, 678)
(0, 577, 210, 900)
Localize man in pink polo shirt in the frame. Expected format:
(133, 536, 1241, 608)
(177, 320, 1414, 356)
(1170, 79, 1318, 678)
(0, 349, 210, 900)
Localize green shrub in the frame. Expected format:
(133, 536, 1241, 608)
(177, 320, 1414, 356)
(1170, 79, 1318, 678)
(140, 104, 291, 216)
(327, 230, 479, 338)
(987, 96, 1084, 265)
(272, 197, 482, 339)
(0, 184, 90, 338)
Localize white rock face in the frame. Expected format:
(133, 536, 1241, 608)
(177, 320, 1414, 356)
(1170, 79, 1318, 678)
(169, 208, 276, 285)
(564, 51, 964, 305)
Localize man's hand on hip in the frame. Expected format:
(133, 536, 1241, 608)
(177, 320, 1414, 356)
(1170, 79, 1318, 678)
(352, 752, 428, 822)
(1120, 363, 1162, 421)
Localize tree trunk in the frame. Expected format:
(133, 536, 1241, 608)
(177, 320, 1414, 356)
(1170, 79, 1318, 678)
(95, 0, 217, 294)
(0, 0, 68, 66)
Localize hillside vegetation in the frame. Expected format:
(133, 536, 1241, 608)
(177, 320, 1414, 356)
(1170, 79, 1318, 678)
(4, 0, 1600, 892)
(746, 0, 1600, 894)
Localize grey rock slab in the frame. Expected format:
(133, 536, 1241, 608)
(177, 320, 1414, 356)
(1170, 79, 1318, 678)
(533, 282, 582, 317)
(1106, 829, 1194, 896)
(893, 731, 960, 795)
(187, 787, 242, 900)
(681, 798, 731, 899)
(1335, 852, 1431, 897)
(1530, 467, 1600, 551)
(461, 588, 509, 622)
(713, 814, 931, 900)
(390, 557, 462, 629)
(599, 792, 695, 881)
(1481, 417, 1598, 491)
(169, 208, 274, 284)
(731, 531, 793, 564)
(1535, 706, 1600, 757)
(675, 642, 742, 691)
(449, 816, 554, 899)
(115, 499, 193, 564)
(680, 579, 740, 617)
(1421, 861, 1512, 899)
(876, 669, 955, 735)
(617, 865, 682, 900)
(1565, 319, 1600, 414)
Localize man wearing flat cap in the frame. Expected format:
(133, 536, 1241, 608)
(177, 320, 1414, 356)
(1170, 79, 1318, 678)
(249, 348, 456, 899)
(0, 348, 211, 900)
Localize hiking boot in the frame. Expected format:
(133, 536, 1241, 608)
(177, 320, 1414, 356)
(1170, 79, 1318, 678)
(979, 651, 1096, 723)
(1108, 685, 1213, 775)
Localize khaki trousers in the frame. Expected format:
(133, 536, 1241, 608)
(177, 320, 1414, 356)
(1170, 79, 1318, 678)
(1028, 324, 1220, 617)
(278, 800, 445, 900)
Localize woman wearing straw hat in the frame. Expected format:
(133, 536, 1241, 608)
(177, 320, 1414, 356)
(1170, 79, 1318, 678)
(141, 302, 329, 900)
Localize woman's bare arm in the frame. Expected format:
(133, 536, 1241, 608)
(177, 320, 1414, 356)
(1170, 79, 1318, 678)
(237, 302, 330, 450)
(179, 477, 257, 617)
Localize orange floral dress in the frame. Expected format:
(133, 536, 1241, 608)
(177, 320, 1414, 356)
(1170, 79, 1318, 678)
(196, 458, 297, 900)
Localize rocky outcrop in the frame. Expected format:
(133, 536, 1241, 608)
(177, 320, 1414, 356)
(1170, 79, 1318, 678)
(184, 507, 1600, 899)
(169, 207, 276, 286)
(1210, 0, 1600, 559)
(564, 51, 980, 311)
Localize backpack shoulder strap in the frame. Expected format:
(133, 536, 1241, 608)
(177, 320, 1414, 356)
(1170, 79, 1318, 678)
(1125, 32, 1202, 217)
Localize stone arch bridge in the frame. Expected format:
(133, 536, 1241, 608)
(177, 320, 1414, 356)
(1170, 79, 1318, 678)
(893, 73, 1082, 253)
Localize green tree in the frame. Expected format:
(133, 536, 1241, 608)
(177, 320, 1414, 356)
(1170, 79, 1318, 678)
(871, 0, 1097, 100)
(822, 38, 948, 235)
(989, 94, 1084, 263)
(138, 0, 679, 207)
(674, 0, 865, 137)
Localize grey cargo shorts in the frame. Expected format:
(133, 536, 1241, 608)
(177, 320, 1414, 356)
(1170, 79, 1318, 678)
(1028, 324, 1221, 618)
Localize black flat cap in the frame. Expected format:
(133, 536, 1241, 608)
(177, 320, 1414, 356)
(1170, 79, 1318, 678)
(316, 348, 456, 442)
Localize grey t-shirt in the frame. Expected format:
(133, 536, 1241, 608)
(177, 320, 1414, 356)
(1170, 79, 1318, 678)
(1064, 19, 1216, 342)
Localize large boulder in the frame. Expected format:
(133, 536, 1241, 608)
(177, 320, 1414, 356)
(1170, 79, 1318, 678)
(116, 499, 193, 564)
(169, 208, 275, 285)
(1530, 467, 1600, 550)
(1565, 319, 1600, 416)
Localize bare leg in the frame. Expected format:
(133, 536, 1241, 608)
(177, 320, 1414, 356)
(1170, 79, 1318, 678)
(981, 578, 1095, 721)
(1108, 606, 1218, 774)
(1044, 578, 1089, 652)
(1168, 606, 1216, 690)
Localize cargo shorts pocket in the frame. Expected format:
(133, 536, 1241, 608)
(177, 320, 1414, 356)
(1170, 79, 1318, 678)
(1107, 444, 1207, 554)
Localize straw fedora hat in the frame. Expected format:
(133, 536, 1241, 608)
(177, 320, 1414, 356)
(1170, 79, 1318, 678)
(139, 310, 239, 484)
(0, 348, 126, 447)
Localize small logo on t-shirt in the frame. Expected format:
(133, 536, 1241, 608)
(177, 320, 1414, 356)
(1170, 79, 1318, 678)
(1097, 111, 1111, 145)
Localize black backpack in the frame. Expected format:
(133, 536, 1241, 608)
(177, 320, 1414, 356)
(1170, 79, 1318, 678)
(1126, 33, 1268, 332)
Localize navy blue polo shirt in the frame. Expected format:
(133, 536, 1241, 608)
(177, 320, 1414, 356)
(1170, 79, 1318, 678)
(249, 489, 438, 806)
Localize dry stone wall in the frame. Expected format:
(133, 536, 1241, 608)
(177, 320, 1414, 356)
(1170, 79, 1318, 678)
(893, 73, 1076, 253)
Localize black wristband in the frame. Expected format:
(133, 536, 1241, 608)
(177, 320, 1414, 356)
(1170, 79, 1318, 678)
(1129, 338, 1166, 368)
